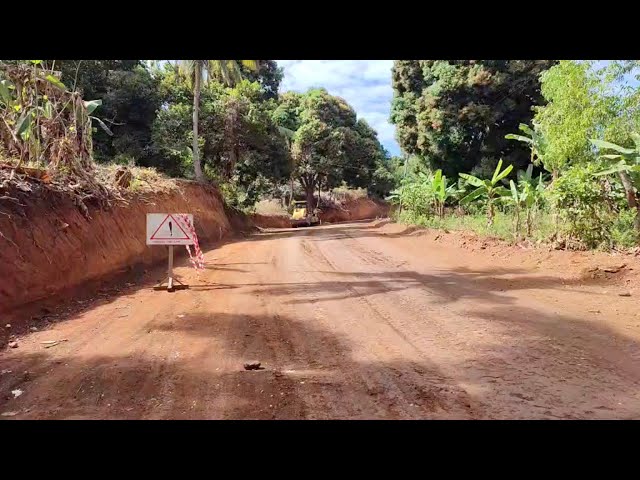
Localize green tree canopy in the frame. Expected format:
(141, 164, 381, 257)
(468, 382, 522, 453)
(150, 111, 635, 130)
(390, 60, 555, 178)
(151, 68, 291, 206)
(41, 60, 160, 163)
(240, 60, 284, 100)
(274, 88, 389, 208)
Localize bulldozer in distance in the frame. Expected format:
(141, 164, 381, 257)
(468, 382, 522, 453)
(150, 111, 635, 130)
(290, 200, 321, 227)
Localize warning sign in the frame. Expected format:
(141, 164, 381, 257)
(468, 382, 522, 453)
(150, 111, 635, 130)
(146, 214, 195, 245)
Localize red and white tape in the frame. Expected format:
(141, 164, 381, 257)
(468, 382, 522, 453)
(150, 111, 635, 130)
(176, 214, 205, 271)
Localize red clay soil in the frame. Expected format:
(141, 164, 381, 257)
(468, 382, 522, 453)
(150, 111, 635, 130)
(0, 181, 231, 314)
(245, 197, 389, 229)
(1, 219, 640, 419)
(249, 198, 389, 228)
(319, 197, 389, 224)
(249, 213, 292, 229)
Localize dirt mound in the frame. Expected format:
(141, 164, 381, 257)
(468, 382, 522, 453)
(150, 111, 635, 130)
(319, 197, 389, 224)
(247, 197, 390, 229)
(382, 222, 640, 289)
(249, 213, 292, 229)
(0, 181, 231, 314)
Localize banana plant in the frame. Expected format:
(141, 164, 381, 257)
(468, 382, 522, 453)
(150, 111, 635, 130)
(591, 135, 640, 176)
(1, 62, 112, 169)
(459, 159, 513, 225)
(84, 99, 113, 136)
(1, 68, 65, 164)
(506, 123, 554, 178)
(505, 123, 546, 163)
(507, 167, 541, 240)
(431, 169, 457, 218)
(508, 179, 525, 240)
(590, 134, 640, 232)
(387, 169, 452, 219)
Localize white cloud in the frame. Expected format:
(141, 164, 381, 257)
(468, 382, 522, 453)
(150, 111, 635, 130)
(276, 60, 400, 155)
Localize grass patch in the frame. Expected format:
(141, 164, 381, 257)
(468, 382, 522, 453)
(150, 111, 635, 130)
(94, 164, 179, 195)
(396, 206, 639, 251)
(254, 199, 289, 216)
(330, 186, 368, 202)
(396, 209, 555, 244)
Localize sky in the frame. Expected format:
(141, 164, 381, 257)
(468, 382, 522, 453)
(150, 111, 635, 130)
(276, 60, 401, 156)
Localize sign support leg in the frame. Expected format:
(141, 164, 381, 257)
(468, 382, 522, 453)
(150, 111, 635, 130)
(153, 245, 187, 292)
(167, 245, 174, 291)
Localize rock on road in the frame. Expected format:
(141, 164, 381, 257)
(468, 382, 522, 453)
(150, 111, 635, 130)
(1, 220, 640, 419)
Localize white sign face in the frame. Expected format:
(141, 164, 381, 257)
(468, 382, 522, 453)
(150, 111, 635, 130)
(146, 213, 195, 246)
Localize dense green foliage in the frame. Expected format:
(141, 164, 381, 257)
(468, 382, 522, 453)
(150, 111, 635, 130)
(150, 66, 291, 206)
(390, 60, 555, 178)
(273, 88, 390, 209)
(40, 61, 161, 164)
(240, 60, 283, 101)
(4, 58, 639, 251)
(1, 60, 391, 211)
(389, 169, 458, 219)
(390, 60, 640, 250)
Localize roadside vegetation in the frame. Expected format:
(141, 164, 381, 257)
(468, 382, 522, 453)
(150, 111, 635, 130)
(2, 59, 639, 252)
(0, 60, 392, 221)
(389, 60, 640, 251)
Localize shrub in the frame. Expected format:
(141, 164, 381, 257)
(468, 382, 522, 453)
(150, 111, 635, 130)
(550, 163, 614, 248)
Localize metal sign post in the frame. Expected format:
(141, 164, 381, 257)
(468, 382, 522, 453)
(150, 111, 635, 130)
(146, 213, 194, 292)
(158, 244, 188, 292)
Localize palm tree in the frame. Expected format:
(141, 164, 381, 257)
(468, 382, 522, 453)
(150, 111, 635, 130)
(177, 60, 259, 181)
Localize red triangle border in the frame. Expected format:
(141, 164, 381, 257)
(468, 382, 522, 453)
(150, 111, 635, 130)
(150, 214, 191, 240)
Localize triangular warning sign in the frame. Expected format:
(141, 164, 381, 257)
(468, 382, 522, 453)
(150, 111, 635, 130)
(150, 214, 190, 240)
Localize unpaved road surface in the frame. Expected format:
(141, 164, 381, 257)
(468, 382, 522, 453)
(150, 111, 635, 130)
(2, 220, 640, 419)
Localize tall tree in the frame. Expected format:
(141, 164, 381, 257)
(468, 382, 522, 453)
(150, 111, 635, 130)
(533, 60, 640, 179)
(533, 61, 608, 179)
(240, 60, 283, 100)
(274, 88, 387, 211)
(151, 72, 291, 205)
(177, 60, 258, 181)
(390, 60, 555, 178)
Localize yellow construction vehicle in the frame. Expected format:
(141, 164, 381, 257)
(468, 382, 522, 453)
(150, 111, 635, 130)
(291, 200, 320, 227)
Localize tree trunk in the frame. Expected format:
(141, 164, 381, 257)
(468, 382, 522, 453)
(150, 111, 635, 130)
(299, 174, 316, 214)
(526, 209, 533, 237)
(305, 183, 315, 214)
(619, 171, 640, 232)
(514, 208, 520, 242)
(192, 63, 204, 182)
(289, 176, 294, 206)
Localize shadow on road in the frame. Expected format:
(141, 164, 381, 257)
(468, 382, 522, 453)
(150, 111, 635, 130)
(236, 266, 594, 307)
(3, 219, 639, 419)
(0, 310, 472, 419)
(2, 286, 639, 419)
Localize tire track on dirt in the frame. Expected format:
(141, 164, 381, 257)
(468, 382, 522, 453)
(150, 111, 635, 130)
(295, 234, 475, 418)
(316, 223, 640, 419)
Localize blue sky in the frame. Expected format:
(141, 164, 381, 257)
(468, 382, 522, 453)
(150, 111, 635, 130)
(276, 60, 401, 156)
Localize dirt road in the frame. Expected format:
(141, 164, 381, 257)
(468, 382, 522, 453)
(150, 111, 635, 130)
(2, 220, 640, 419)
